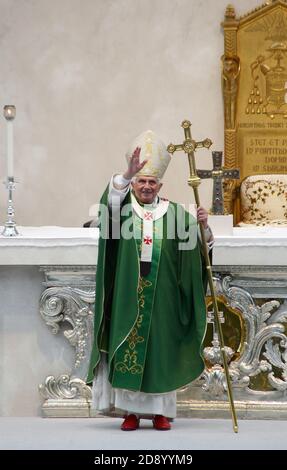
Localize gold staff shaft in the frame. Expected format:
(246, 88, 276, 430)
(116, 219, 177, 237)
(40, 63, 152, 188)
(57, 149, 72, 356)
(168, 121, 238, 433)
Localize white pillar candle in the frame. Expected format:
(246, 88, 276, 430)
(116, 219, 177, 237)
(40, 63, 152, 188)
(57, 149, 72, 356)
(3, 105, 16, 178)
(7, 120, 14, 177)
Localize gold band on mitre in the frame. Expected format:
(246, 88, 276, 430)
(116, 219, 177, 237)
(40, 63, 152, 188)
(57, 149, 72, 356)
(126, 130, 171, 179)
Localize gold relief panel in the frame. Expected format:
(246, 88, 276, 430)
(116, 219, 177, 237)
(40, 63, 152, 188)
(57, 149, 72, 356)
(222, 1, 287, 223)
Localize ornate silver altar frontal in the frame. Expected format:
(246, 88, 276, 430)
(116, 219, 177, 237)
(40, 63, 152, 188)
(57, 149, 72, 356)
(39, 264, 287, 419)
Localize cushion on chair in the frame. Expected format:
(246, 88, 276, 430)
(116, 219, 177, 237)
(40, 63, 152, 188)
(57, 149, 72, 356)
(238, 174, 287, 227)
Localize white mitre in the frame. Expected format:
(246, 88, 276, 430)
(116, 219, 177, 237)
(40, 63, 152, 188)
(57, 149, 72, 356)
(126, 130, 171, 179)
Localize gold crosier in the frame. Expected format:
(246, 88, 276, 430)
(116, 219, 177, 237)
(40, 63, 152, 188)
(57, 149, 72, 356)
(167, 120, 238, 434)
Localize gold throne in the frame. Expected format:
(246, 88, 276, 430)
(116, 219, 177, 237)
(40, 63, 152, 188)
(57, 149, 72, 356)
(222, 1, 287, 226)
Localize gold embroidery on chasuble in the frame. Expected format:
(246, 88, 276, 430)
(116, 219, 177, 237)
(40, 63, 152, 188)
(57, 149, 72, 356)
(138, 278, 152, 309)
(111, 212, 163, 390)
(115, 315, 145, 375)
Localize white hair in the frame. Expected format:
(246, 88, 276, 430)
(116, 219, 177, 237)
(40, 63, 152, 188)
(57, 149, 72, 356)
(132, 175, 161, 183)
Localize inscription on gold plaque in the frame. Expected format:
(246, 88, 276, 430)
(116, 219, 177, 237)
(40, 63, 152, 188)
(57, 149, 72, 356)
(241, 133, 287, 174)
(222, 1, 287, 223)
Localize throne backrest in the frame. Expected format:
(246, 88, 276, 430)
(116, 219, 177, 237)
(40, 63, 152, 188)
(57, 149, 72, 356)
(239, 174, 287, 227)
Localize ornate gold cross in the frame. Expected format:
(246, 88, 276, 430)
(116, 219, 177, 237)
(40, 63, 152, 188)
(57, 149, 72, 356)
(167, 120, 212, 194)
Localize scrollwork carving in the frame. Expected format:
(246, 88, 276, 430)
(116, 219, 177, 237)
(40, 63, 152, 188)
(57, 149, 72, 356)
(202, 365, 227, 397)
(40, 286, 94, 374)
(39, 374, 92, 400)
(39, 268, 96, 416)
(202, 275, 287, 396)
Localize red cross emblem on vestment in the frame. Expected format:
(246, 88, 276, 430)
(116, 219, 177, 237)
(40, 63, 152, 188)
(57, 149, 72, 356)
(144, 236, 152, 245)
(144, 212, 153, 220)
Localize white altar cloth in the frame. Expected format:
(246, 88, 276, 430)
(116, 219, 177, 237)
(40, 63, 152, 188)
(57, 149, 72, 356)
(0, 226, 99, 265)
(213, 226, 287, 266)
(1, 225, 286, 266)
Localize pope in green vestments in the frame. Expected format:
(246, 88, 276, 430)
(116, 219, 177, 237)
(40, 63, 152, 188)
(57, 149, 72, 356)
(86, 131, 212, 430)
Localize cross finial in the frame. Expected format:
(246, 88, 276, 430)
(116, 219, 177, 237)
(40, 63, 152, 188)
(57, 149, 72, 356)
(167, 120, 212, 156)
(167, 120, 212, 192)
(197, 151, 240, 214)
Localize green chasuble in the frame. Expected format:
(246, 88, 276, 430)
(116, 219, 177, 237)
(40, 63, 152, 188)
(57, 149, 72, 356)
(86, 186, 207, 393)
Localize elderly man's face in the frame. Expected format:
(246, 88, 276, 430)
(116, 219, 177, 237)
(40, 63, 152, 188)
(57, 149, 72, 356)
(132, 176, 162, 204)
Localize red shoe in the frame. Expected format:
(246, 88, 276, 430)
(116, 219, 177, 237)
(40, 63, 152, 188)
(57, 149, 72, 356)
(152, 415, 171, 431)
(121, 414, 140, 431)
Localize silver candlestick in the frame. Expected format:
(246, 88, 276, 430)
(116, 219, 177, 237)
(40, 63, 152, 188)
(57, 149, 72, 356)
(2, 105, 19, 237)
(2, 176, 19, 236)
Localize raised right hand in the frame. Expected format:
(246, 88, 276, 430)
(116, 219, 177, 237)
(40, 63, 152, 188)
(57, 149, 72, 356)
(123, 147, 147, 179)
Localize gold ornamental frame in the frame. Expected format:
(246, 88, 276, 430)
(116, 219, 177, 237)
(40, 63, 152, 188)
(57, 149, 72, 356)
(222, 1, 287, 224)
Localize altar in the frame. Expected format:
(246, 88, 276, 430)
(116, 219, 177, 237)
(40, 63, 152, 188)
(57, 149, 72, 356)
(0, 226, 98, 417)
(1, 223, 287, 419)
